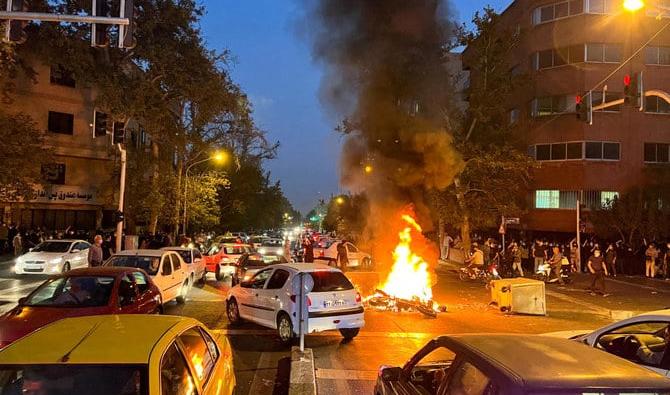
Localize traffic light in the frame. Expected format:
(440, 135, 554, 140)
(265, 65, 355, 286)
(576, 93, 592, 124)
(93, 111, 108, 138)
(113, 210, 124, 223)
(112, 121, 125, 145)
(92, 0, 111, 47)
(624, 72, 643, 108)
(6, 0, 29, 43)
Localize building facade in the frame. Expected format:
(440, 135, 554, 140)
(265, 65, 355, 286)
(469, 0, 670, 233)
(3, 62, 120, 231)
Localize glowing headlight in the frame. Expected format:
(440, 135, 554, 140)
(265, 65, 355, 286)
(48, 258, 63, 265)
(243, 273, 253, 281)
(276, 249, 284, 256)
(258, 248, 267, 255)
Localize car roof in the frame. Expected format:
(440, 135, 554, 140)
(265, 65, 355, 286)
(43, 239, 86, 243)
(442, 334, 670, 389)
(63, 267, 139, 276)
(113, 249, 167, 257)
(161, 247, 192, 252)
(273, 262, 341, 272)
(0, 315, 199, 364)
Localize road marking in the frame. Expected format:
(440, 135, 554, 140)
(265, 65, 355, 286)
(316, 368, 377, 381)
(248, 352, 280, 395)
(212, 328, 436, 339)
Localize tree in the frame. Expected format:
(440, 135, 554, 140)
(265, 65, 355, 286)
(322, 194, 368, 241)
(432, 7, 536, 249)
(185, 171, 230, 232)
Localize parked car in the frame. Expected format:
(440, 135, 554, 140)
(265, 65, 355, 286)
(203, 242, 254, 281)
(232, 253, 288, 285)
(314, 240, 372, 269)
(14, 239, 91, 275)
(226, 263, 364, 345)
(375, 334, 670, 395)
(545, 308, 670, 377)
(0, 267, 162, 349)
(162, 246, 207, 286)
(105, 249, 190, 305)
(0, 315, 235, 395)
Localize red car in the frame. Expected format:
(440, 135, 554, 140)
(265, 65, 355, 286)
(203, 242, 254, 281)
(0, 267, 162, 349)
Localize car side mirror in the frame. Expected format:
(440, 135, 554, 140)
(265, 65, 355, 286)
(380, 366, 402, 382)
(17, 297, 27, 306)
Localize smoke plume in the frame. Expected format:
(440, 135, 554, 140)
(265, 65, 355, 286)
(300, 0, 464, 267)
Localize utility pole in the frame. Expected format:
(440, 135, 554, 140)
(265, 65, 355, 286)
(116, 144, 127, 253)
(576, 199, 581, 273)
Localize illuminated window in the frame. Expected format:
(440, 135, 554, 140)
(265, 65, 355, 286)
(601, 191, 619, 207)
(536, 190, 560, 208)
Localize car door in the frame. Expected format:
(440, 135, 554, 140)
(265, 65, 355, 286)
(68, 242, 85, 268)
(160, 341, 199, 395)
(238, 269, 273, 325)
(192, 249, 204, 278)
(441, 359, 496, 395)
(177, 326, 222, 394)
(156, 254, 176, 302)
(117, 274, 140, 314)
(346, 243, 360, 267)
(169, 253, 186, 295)
(76, 242, 91, 268)
(258, 268, 291, 327)
(132, 271, 159, 312)
(388, 343, 459, 395)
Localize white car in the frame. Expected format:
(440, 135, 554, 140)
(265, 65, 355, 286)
(226, 263, 365, 345)
(257, 238, 285, 256)
(14, 239, 91, 275)
(314, 240, 372, 269)
(105, 249, 190, 305)
(546, 308, 670, 377)
(162, 247, 207, 286)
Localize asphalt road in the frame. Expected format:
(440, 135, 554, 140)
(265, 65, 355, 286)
(1, 256, 669, 395)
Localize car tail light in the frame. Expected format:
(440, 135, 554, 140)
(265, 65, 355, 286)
(289, 295, 312, 306)
(318, 250, 324, 257)
(355, 292, 362, 303)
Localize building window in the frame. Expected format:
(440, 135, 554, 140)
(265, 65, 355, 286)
(536, 190, 560, 208)
(41, 163, 66, 185)
(49, 65, 76, 88)
(585, 43, 621, 63)
(591, 91, 623, 112)
(509, 108, 520, 124)
(567, 142, 583, 159)
(645, 46, 670, 65)
(551, 143, 567, 160)
(534, 141, 619, 161)
(601, 191, 619, 207)
(644, 143, 670, 163)
(603, 142, 620, 160)
(534, 45, 584, 70)
(47, 111, 74, 135)
(645, 96, 670, 114)
(531, 95, 574, 116)
(587, 0, 619, 14)
(536, 144, 551, 160)
(532, 0, 583, 25)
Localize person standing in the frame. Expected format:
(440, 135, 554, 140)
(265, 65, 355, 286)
(511, 244, 524, 277)
(303, 237, 314, 263)
(12, 232, 22, 257)
(88, 235, 104, 267)
(588, 249, 609, 296)
(645, 243, 658, 278)
(548, 246, 565, 285)
(605, 243, 617, 277)
(532, 240, 546, 274)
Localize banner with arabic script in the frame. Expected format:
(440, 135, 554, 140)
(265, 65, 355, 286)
(31, 185, 100, 205)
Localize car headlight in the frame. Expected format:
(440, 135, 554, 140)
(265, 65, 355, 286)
(276, 249, 283, 255)
(259, 248, 267, 255)
(243, 273, 253, 281)
(48, 258, 63, 265)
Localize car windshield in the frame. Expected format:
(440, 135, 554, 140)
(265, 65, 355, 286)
(107, 256, 160, 276)
(309, 271, 354, 292)
(30, 242, 71, 253)
(244, 255, 286, 267)
(175, 250, 192, 263)
(24, 276, 115, 307)
(223, 246, 244, 255)
(0, 364, 148, 395)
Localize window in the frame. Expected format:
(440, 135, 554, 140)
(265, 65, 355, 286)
(645, 46, 670, 65)
(551, 143, 567, 160)
(567, 142, 583, 159)
(595, 321, 670, 369)
(446, 361, 491, 395)
(266, 269, 290, 290)
(534, 141, 618, 161)
(585, 142, 603, 159)
(586, 43, 621, 63)
(161, 256, 172, 276)
(603, 142, 620, 160)
(178, 328, 217, 384)
(133, 272, 150, 293)
(601, 191, 619, 207)
(645, 96, 670, 114)
(591, 91, 623, 112)
(536, 144, 551, 160)
(532, 0, 583, 24)
(644, 143, 670, 163)
(50, 64, 75, 87)
(160, 343, 196, 395)
(534, 45, 585, 70)
(536, 190, 560, 209)
(48, 111, 74, 135)
(531, 95, 573, 116)
(587, 0, 619, 14)
(41, 163, 66, 185)
(171, 254, 181, 270)
(407, 346, 456, 395)
(248, 269, 273, 289)
(509, 108, 520, 124)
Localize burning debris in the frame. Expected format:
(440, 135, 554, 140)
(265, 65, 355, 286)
(366, 289, 446, 318)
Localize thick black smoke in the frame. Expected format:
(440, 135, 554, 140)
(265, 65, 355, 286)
(301, 0, 463, 254)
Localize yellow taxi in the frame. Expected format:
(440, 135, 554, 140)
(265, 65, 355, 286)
(0, 315, 235, 395)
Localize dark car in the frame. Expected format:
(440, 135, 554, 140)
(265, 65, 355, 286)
(232, 252, 288, 286)
(0, 267, 162, 349)
(375, 334, 670, 395)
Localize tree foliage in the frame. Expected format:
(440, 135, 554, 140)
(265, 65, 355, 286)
(322, 194, 368, 241)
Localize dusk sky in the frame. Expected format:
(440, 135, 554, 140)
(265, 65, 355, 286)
(201, 0, 511, 213)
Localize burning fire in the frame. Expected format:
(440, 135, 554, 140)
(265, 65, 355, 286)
(379, 214, 433, 303)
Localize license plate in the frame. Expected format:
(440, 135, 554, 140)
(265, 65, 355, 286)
(324, 300, 345, 308)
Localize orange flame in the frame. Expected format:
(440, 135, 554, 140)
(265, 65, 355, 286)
(379, 213, 433, 303)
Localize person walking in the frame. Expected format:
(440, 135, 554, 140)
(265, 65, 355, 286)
(88, 235, 104, 267)
(605, 243, 617, 277)
(511, 244, 524, 277)
(532, 240, 546, 274)
(12, 232, 22, 257)
(588, 249, 609, 296)
(303, 237, 314, 263)
(645, 243, 659, 278)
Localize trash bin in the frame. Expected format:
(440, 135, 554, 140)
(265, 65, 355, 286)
(490, 278, 546, 315)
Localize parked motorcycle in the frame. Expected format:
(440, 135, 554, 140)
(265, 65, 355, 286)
(459, 262, 501, 283)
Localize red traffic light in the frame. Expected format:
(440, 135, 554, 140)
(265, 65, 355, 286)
(575, 95, 582, 104)
(624, 74, 631, 86)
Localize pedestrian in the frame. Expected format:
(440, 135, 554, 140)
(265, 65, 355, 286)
(588, 249, 609, 296)
(664, 242, 670, 281)
(645, 243, 659, 278)
(569, 240, 580, 273)
(532, 240, 546, 274)
(88, 235, 104, 267)
(605, 243, 617, 277)
(511, 244, 524, 277)
(12, 232, 22, 256)
(548, 246, 565, 285)
(303, 237, 314, 263)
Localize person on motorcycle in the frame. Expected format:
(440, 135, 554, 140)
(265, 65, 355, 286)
(547, 246, 565, 285)
(465, 243, 485, 272)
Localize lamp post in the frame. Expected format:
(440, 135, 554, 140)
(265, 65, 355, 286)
(182, 151, 227, 236)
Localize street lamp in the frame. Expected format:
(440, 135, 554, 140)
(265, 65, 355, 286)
(335, 196, 345, 205)
(364, 164, 373, 174)
(182, 151, 228, 235)
(623, 0, 644, 12)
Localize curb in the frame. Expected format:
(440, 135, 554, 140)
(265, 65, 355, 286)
(289, 346, 316, 395)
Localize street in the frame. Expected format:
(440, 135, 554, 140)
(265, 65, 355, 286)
(1, 256, 669, 395)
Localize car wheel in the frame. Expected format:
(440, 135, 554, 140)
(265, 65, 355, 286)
(62, 262, 71, 273)
(339, 328, 360, 340)
(277, 313, 295, 346)
(175, 281, 188, 304)
(227, 298, 243, 325)
(215, 265, 224, 281)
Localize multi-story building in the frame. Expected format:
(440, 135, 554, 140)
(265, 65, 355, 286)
(2, 62, 120, 231)
(466, 0, 670, 233)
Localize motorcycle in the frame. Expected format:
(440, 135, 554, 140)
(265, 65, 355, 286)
(459, 262, 501, 283)
(535, 258, 572, 284)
